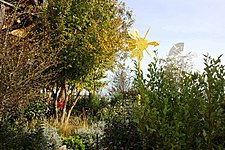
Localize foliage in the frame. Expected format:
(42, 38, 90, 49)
(0, 123, 62, 150)
(101, 100, 142, 150)
(24, 124, 63, 150)
(109, 89, 137, 106)
(24, 97, 53, 122)
(202, 55, 225, 149)
(72, 121, 105, 150)
(74, 94, 110, 118)
(45, 0, 133, 82)
(2, 1, 225, 150)
(63, 136, 85, 150)
(0, 116, 26, 149)
(133, 54, 225, 149)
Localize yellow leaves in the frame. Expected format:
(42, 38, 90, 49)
(126, 28, 159, 69)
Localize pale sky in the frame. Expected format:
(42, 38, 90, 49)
(122, 0, 225, 72)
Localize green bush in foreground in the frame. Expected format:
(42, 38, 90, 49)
(101, 100, 142, 150)
(133, 55, 225, 149)
(63, 136, 85, 150)
(0, 123, 62, 150)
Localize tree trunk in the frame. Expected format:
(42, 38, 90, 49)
(54, 98, 58, 123)
(54, 83, 59, 123)
(60, 82, 68, 124)
(65, 90, 81, 124)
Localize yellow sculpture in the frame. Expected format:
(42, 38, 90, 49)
(126, 28, 159, 69)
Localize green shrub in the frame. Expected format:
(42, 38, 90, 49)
(0, 112, 27, 149)
(133, 55, 225, 149)
(74, 94, 110, 118)
(72, 121, 105, 150)
(0, 123, 62, 150)
(63, 136, 85, 150)
(22, 124, 62, 150)
(0, 97, 55, 149)
(109, 89, 137, 106)
(101, 101, 142, 150)
(24, 98, 53, 122)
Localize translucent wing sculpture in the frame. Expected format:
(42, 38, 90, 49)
(168, 42, 184, 56)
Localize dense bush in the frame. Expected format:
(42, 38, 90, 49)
(63, 136, 85, 150)
(71, 121, 105, 150)
(0, 123, 62, 150)
(19, 124, 62, 150)
(101, 100, 142, 150)
(109, 89, 137, 106)
(74, 95, 110, 118)
(24, 97, 53, 122)
(133, 55, 225, 149)
(0, 108, 28, 149)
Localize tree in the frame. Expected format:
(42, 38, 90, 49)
(106, 51, 134, 99)
(107, 62, 135, 105)
(110, 64, 132, 95)
(42, 0, 133, 124)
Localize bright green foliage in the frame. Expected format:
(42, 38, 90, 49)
(24, 98, 52, 121)
(63, 136, 85, 150)
(133, 54, 225, 149)
(202, 55, 225, 149)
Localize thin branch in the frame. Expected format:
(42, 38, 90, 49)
(0, 0, 15, 8)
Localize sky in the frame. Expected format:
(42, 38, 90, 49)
(122, 0, 225, 73)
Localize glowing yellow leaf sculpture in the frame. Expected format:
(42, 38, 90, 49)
(126, 28, 159, 69)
